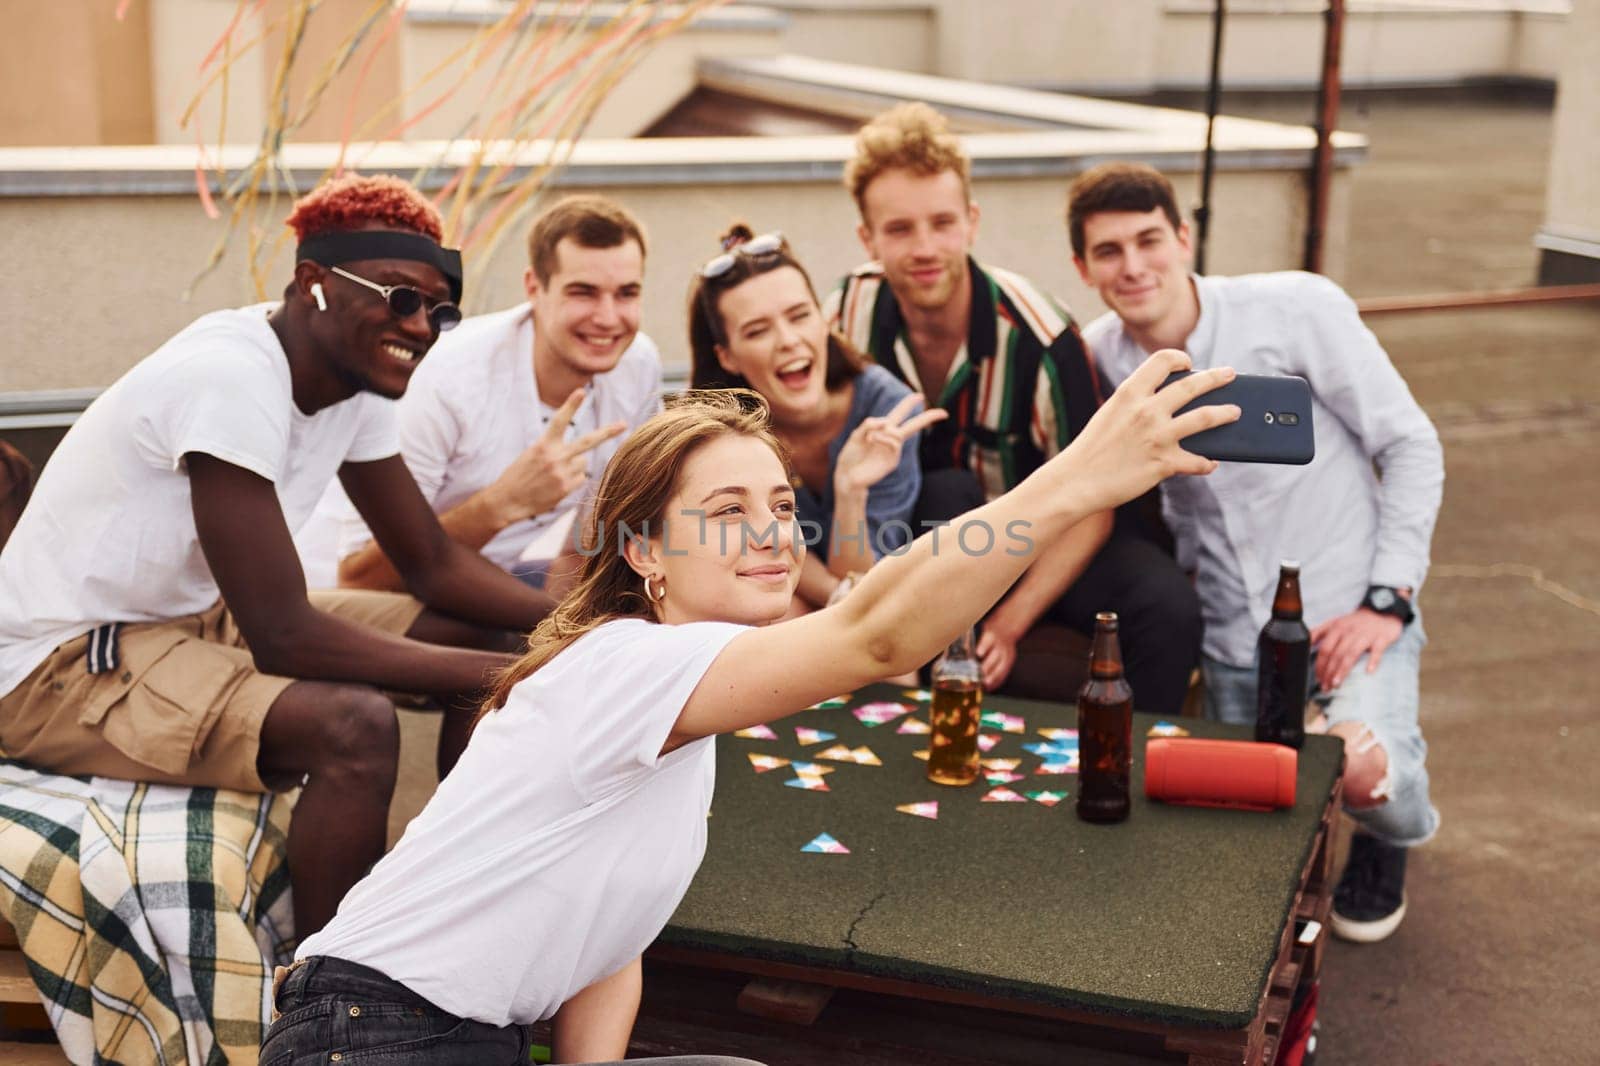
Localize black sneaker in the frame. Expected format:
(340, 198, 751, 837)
(1330, 833, 1408, 943)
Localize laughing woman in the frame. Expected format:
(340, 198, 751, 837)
(261, 353, 1237, 1065)
(689, 226, 945, 612)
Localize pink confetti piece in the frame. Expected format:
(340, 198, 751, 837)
(850, 746, 883, 766)
(977, 734, 1001, 753)
(986, 770, 1025, 784)
(809, 695, 851, 710)
(980, 758, 1021, 771)
(981, 711, 1026, 734)
(1035, 761, 1079, 775)
(795, 727, 836, 746)
(734, 724, 778, 740)
(896, 801, 939, 820)
(785, 775, 830, 791)
(801, 832, 850, 853)
(896, 717, 932, 735)
(1027, 790, 1068, 806)
(747, 753, 790, 773)
(789, 761, 836, 775)
(814, 744, 857, 763)
(854, 701, 911, 726)
(981, 787, 1028, 803)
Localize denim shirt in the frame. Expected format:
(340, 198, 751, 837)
(1085, 272, 1444, 667)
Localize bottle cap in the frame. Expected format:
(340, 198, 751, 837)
(1280, 559, 1301, 571)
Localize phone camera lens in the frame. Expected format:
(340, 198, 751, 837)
(1264, 412, 1275, 424)
(1279, 412, 1299, 426)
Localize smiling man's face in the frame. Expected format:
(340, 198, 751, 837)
(527, 236, 644, 379)
(315, 253, 450, 400)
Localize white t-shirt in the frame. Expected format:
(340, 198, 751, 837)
(0, 305, 399, 697)
(297, 304, 662, 584)
(296, 617, 747, 1026)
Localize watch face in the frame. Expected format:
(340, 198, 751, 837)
(1369, 588, 1396, 610)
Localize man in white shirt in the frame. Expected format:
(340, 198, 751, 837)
(0, 175, 552, 936)
(325, 195, 662, 592)
(1069, 162, 1444, 944)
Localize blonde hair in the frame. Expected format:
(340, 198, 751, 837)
(480, 391, 788, 718)
(844, 102, 972, 219)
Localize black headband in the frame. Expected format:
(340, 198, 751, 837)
(296, 230, 464, 303)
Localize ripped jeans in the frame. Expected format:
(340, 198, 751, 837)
(1201, 616, 1439, 847)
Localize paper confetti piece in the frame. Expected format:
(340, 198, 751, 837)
(801, 832, 850, 853)
(849, 746, 883, 767)
(896, 717, 931, 735)
(747, 753, 790, 773)
(977, 734, 1002, 753)
(814, 744, 857, 762)
(980, 758, 1021, 771)
(795, 727, 837, 746)
(896, 801, 939, 820)
(785, 775, 831, 791)
(854, 701, 911, 727)
(1037, 728, 1079, 741)
(981, 787, 1028, 803)
(912, 749, 930, 761)
(1148, 721, 1192, 737)
(1024, 741, 1078, 758)
(809, 695, 851, 710)
(789, 761, 836, 775)
(734, 724, 778, 740)
(1027, 790, 1068, 807)
(1036, 760, 1079, 775)
(986, 770, 1025, 784)
(980, 711, 1025, 734)
(902, 688, 934, 702)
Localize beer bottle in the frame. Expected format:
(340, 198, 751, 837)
(1256, 561, 1310, 749)
(927, 627, 983, 786)
(1076, 612, 1133, 823)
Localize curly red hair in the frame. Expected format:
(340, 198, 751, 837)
(285, 174, 444, 242)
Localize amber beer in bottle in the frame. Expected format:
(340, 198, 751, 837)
(1256, 561, 1310, 749)
(1076, 612, 1133, 823)
(927, 627, 983, 786)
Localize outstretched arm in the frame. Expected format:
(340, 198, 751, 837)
(668, 351, 1237, 745)
(550, 957, 641, 1064)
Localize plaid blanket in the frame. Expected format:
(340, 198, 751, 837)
(0, 759, 294, 1065)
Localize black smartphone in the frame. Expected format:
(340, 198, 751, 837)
(1160, 371, 1315, 465)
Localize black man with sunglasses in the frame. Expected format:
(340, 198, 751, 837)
(0, 175, 552, 938)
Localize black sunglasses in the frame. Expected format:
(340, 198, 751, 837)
(328, 265, 463, 332)
(697, 232, 787, 281)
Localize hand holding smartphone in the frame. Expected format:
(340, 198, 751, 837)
(1160, 371, 1315, 465)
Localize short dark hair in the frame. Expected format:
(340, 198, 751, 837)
(527, 195, 648, 285)
(1065, 162, 1184, 259)
(687, 223, 864, 394)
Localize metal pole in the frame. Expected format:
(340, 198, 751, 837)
(1304, 0, 1346, 273)
(1194, 0, 1225, 275)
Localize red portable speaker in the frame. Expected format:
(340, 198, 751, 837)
(1144, 738, 1297, 811)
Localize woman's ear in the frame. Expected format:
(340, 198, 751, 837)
(620, 527, 659, 581)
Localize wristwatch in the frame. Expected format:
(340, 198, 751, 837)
(1362, 585, 1415, 625)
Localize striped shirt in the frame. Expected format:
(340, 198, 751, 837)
(825, 258, 1102, 501)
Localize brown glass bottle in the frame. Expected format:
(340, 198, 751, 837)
(1256, 561, 1310, 749)
(1076, 612, 1133, 823)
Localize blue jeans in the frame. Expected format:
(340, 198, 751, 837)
(262, 955, 769, 1066)
(1201, 616, 1439, 847)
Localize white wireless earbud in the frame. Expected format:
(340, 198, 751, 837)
(311, 283, 328, 312)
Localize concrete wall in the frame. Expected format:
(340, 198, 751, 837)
(933, 0, 1164, 92)
(1537, 0, 1600, 281)
(0, 0, 155, 146)
(0, 150, 1340, 393)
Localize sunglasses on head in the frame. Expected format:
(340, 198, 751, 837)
(697, 232, 787, 281)
(327, 265, 463, 332)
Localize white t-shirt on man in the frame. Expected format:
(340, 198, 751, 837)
(296, 616, 747, 1026)
(0, 305, 399, 698)
(296, 304, 662, 585)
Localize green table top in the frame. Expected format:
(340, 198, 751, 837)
(662, 683, 1343, 1030)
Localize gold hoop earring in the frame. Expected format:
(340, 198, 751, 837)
(645, 575, 666, 602)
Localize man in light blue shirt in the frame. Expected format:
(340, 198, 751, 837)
(1068, 162, 1443, 945)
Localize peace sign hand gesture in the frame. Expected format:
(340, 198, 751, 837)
(485, 387, 628, 526)
(833, 393, 948, 497)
